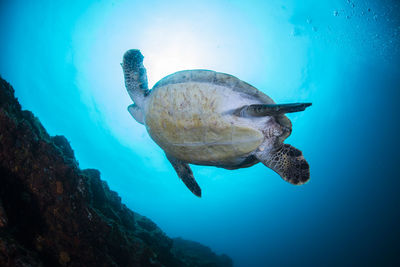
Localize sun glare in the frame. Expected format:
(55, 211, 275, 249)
(141, 28, 206, 88)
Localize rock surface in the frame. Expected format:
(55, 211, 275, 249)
(0, 76, 233, 267)
(172, 238, 233, 267)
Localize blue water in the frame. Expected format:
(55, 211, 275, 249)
(1, 0, 399, 266)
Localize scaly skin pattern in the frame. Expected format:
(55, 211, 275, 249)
(144, 82, 264, 165)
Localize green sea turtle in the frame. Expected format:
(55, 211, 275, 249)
(122, 49, 311, 197)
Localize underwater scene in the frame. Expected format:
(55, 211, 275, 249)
(0, 0, 399, 266)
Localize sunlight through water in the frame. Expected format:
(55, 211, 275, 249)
(1, 0, 399, 266)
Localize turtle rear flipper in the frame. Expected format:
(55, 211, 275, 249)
(256, 144, 310, 185)
(122, 49, 149, 107)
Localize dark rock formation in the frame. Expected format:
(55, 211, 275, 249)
(0, 76, 233, 267)
(172, 238, 233, 267)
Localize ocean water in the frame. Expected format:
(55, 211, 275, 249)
(1, 0, 399, 266)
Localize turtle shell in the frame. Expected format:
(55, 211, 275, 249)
(144, 70, 291, 164)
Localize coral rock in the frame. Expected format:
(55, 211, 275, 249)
(0, 76, 233, 267)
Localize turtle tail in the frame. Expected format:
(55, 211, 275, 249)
(122, 49, 149, 107)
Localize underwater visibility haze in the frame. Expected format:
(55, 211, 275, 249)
(1, 0, 400, 266)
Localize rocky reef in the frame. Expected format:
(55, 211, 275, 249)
(0, 76, 233, 267)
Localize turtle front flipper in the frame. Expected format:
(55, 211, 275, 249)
(166, 154, 202, 197)
(234, 103, 312, 117)
(122, 49, 149, 107)
(256, 144, 310, 185)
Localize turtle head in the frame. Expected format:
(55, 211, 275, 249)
(122, 49, 149, 106)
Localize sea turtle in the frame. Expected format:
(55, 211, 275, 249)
(122, 49, 311, 197)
